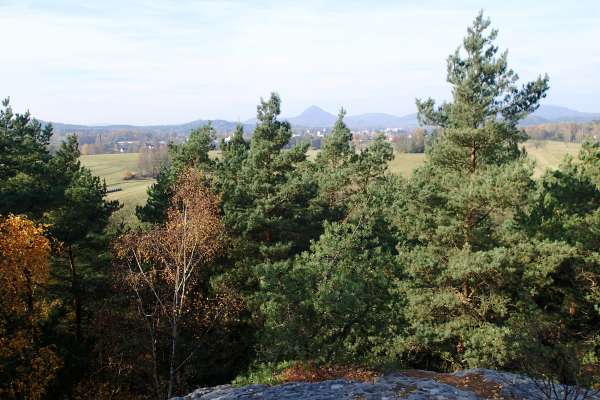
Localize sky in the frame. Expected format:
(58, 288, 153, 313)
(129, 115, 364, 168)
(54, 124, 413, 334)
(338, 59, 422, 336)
(0, 0, 599, 125)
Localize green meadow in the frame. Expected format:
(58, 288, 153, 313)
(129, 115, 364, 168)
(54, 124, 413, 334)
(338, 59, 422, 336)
(81, 140, 582, 222)
(80, 153, 153, 223)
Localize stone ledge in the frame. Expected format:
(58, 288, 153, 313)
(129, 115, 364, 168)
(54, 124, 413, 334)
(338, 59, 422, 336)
(172, 368, 600, 400)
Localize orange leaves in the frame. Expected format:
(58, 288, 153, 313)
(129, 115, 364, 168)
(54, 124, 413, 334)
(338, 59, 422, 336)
(0, 214, 61, 400)
(0, 214, 51, 314)
(113, 168, 229, 396)
(116, 168, 225, 275)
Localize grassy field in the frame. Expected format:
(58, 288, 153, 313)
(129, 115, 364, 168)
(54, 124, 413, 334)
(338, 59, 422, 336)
(81, 140, 582, 224)
(388, 153, 427, 176)
(387, 140, 582, 176)
(80, 153, 154, 223)
(522, 140, 582, 175)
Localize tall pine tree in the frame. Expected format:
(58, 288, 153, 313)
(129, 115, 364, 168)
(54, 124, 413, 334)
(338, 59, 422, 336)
(393, 11, 570, 370)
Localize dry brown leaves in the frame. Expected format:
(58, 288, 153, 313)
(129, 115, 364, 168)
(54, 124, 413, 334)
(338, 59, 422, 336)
(277, 363, 380, 383)
(115, 167, 226, 293)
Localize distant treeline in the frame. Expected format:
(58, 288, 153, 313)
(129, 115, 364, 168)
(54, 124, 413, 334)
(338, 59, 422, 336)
(525, 120, 600, 142)
(66, 119, 600, 157)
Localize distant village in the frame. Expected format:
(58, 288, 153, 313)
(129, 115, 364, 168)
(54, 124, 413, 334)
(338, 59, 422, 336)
(62, 125, 425, 156)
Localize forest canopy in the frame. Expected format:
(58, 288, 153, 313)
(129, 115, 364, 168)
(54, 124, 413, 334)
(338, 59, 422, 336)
(1, 11, 599, 400)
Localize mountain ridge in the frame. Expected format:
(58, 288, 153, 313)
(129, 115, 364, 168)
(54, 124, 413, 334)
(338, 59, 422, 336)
(46, 104, 600, 136)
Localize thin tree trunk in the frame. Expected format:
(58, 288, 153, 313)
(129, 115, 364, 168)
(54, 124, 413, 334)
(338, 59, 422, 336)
(152, 322, 163, 400)
(68, 245, 82, 342)
(167, 317, 178, 399)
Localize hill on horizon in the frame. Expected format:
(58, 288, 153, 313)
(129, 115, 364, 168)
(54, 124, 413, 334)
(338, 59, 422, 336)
(46, 104, 600, 137)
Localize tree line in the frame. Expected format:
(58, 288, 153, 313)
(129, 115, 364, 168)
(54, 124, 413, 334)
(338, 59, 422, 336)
(1, 12, 599, 400)
(525, 121, 600, 143)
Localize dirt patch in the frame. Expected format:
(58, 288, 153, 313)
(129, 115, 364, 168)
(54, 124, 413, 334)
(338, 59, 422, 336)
(401, 370, 510, 399)
(277, 363, 381, 383)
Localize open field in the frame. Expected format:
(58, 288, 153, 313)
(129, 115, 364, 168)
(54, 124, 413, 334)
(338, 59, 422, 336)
(81, 140, 582, 223)
(388, 140, 583, 176)
(388, 153, 427, 176)
(522, 140, 582, 174)
(80, 153, 154, 223)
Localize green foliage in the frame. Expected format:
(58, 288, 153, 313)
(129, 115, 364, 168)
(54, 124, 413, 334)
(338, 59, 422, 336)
(47, 136, 120, 245)
(517, 142, 600, 379)
(316, 108, 353, 168)
(220, 93, 322, 264)
(136, 123, 216, 223)
(3, 11, 600, 397)
(258, 201, 402, 365)
(313, 109, 358, 218)
(232, 361, 293, 386)
(215, 124, 249, 214)
(524, 144, 600, 248)
(257, 128, 397, 365)
(0, 98, 54, 217)
(417, 11, 548, 173)
(390, 11, 586, 372)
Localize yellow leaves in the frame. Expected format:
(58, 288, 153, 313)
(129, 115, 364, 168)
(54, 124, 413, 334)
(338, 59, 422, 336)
(0, 214, 61, 400)
(0, 343, 62, 400)
(116, 167, 225, 278)
(0, 214, 51, 314)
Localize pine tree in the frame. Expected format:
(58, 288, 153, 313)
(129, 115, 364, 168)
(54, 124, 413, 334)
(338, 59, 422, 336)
(314, 109, 357, 218)
(137, 123, 216, 223)
(314, 110, 394, 220)
(47, 135, 120, 341)
(258, 176, 403, 365)
(220, 93, 321, 264)
(518, 143, 600, 386)
(216, 124, 249, 201)
(0, 98, 54, 217)
(416, 11, 549, 174)
(256, 109, 398, 365)
(394, 12, 571, 370)
(316, 108, 353, 169)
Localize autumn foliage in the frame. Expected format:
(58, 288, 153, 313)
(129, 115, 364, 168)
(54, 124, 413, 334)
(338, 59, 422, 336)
(115, 168, 230, 398)
(0, 215, 61, 400)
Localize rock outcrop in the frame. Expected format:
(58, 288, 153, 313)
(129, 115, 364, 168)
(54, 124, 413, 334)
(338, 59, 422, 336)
(172, 368, 599, 399)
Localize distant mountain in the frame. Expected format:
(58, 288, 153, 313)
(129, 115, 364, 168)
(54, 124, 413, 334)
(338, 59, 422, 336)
(280, 104, 600, 130)
(346, 113, 419, 130)
(284, 106, 337, 128)
(341, 113, 405, 130)
(282, 107, 419, 130)
(44, 104, 600, 138)
(47, 119, 253, 136)
(522, 105, 600, 125)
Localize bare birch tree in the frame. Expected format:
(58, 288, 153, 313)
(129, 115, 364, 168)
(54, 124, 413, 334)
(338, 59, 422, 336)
(116, 168, 225, 399)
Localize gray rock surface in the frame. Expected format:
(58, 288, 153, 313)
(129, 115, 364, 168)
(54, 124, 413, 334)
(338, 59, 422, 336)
(172, 368, 600, 400)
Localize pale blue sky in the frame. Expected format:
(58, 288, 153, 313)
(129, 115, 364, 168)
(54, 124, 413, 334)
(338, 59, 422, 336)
(0, 0, 598, 124)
